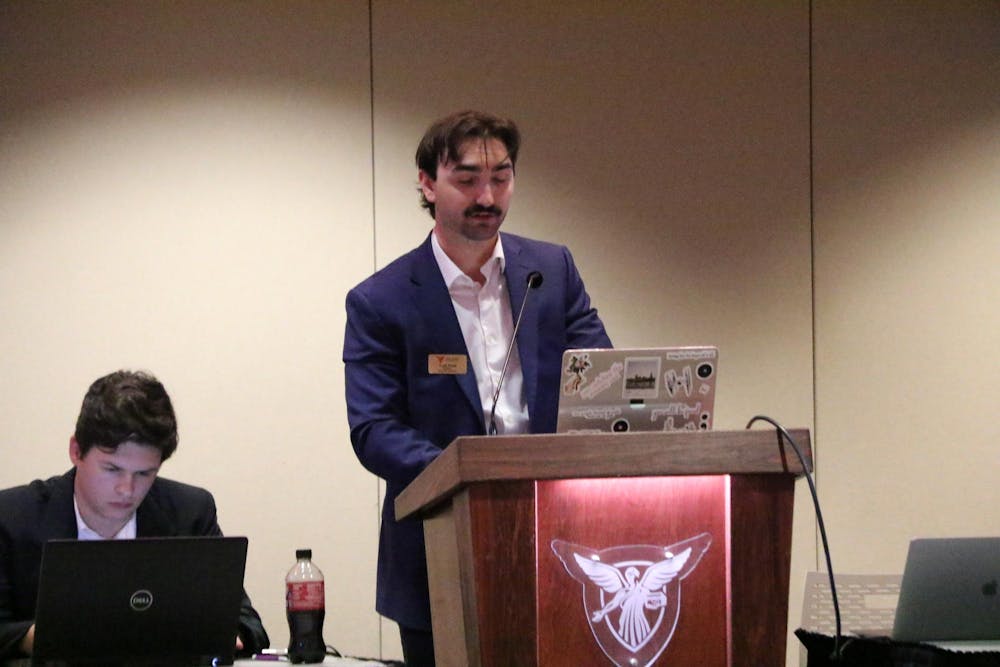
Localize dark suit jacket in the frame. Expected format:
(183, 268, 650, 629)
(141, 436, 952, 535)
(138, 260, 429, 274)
(343, 232, 612, 629)
(0, 469, 269, 659)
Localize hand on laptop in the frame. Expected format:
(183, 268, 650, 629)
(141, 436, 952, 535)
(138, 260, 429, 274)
(19, 624, 35, 655)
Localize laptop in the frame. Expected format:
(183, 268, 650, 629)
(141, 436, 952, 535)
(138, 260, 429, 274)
(556, 346, 718, 433)
(32, 536, 249, 666)
(891, 537, 1000, 647)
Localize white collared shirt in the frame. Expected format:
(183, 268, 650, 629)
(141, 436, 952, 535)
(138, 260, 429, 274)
(74, 496, 137, 540)
(431, 232, 530, 435)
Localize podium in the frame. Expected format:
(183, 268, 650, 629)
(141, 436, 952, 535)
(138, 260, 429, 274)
(396, 429, 811, 666)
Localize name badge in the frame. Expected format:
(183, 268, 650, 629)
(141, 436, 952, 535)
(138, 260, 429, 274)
(428, 354, 467, 375)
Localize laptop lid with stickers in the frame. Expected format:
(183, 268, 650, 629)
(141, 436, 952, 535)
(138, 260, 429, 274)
(556, 346, 718, 434)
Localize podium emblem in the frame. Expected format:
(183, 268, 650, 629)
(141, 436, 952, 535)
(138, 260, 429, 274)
(552, 533, 711, 666)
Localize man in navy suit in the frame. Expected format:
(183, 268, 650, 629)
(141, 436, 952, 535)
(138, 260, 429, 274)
(0, 370, 269, 660)
(343, 110, 612, 665)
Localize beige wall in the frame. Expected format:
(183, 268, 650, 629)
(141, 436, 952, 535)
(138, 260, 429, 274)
(813, 3, 1000, 577)
(1, 2, 996, 664)
(0, 1, 381, 658)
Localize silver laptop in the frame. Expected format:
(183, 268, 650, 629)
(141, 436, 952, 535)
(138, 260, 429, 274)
(32, 536, 249, 666)
(556, 346, 718, 433)
(892, 537, 1000, 645)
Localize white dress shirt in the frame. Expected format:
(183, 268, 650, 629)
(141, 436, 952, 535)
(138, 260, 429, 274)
(431, 232, 530, 435)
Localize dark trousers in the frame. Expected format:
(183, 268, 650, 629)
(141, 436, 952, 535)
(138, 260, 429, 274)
(399, 625, 435, 667)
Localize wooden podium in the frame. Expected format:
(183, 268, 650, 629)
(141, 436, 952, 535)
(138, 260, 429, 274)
(396, 429, 811, 667)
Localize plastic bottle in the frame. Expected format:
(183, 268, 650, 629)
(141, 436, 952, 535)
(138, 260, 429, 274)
(286, 548, 326, 664)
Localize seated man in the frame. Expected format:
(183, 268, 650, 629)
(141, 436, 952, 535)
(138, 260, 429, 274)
(0, 370, 270, 659)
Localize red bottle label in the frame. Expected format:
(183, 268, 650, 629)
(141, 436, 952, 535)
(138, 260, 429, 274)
(286, 581, 325, 611)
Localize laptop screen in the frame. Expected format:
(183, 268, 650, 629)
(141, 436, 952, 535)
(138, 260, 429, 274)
(32, 536, 248, 666)
(892, 537, 1000, 643)
(556, 346, 718, 433)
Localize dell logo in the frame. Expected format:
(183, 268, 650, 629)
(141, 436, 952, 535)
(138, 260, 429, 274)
(129, 589, 154, 611)
(982, 580, 998, 597)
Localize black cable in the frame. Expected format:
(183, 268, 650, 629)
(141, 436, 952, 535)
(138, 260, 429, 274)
(745, 414, 843, 661)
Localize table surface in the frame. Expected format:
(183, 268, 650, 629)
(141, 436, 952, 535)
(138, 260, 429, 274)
(235, 656, 394, 666)
(1, 654, 394, 666)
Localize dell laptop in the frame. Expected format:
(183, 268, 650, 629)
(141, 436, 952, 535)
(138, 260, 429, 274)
(32, 536, 249, 666)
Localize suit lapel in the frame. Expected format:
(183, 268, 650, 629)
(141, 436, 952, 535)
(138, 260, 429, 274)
(136, 484, 176, 537)
(502, 236, 541, 425)
(410, 237, 485, 428)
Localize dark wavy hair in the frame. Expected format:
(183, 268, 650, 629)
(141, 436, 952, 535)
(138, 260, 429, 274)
(74, 370, 178, 460)
(415, 110, 521, 218)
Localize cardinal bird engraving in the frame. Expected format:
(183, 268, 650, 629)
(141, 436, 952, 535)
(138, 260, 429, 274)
(552, 533, 712, 666)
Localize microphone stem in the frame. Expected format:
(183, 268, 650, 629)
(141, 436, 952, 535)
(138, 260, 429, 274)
(488, 284, 533, 436)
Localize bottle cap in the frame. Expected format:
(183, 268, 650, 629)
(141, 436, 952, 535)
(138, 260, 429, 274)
(296, 549, 312, 559)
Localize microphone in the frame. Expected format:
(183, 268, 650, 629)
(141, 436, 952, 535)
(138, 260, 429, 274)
(488, 271, 543, 435)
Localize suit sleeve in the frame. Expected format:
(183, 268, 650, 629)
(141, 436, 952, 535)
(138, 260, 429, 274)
(164, 485, 270, 658)
(0, 534, 33, 659)
(0, 482, 50, 660)
(343, 285, 445, 488)
(202, 506, 270, 657)
(234, 593, 269, 657)
(561, 245, 612, 349)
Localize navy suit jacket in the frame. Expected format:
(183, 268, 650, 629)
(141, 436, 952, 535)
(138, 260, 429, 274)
(343, 232, 611, 629)
(0, 469, 269, 659)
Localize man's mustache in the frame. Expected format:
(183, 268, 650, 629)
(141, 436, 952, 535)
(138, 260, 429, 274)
(464, 205, 502, 217)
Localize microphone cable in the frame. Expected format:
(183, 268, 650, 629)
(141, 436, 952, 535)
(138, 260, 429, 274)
(745, 414, 843, 662)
